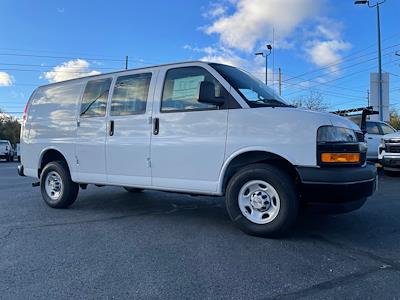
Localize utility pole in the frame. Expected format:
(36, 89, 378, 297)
(255, 44, 272, 86)
(278, 67, 282, 96)
(125, 56, 129, 70)
(367, 89, 370, 106)
(355, 0, 386, 121)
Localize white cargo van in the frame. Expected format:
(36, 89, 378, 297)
(19, 61, 377, 237)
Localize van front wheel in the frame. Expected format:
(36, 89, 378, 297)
(40, 161, 79, 208)
(225, 164, 298, 238)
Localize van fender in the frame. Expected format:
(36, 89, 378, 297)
(216, 146, 297, 194)
(37, 146, 73, 173)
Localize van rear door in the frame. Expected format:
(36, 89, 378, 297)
(105, 70, 157, 186)
(75, 77, 112, 183)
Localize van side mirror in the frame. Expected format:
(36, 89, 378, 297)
(197, 81, 225, 106)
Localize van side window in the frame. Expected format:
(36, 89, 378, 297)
(111, 73, 151, 116)
(366, 122, 380, 135)
(80, 78, 112, 117)
(161, 67, 225, 112)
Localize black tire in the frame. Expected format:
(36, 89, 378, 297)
(6, 155, 10, 162)
(225, 163, 299, 238)
(123, 187, 144, 193)
(40, 161, 79, 208)
(18, 156, 21, 162)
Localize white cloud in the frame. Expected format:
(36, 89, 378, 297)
(0, 72, 14, 87)
(203, 3, 228, 19)
(205, 0, 321, 52)
(185, 45, 275, 84)
(43, 59, 100, 83)
(306, 40, 351, 73)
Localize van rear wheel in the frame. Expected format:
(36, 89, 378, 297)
(225, 164, 298, 238)
(40, 161, 79, 208)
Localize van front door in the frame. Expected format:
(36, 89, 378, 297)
(150, 66, 229, 193)
(75, 77, 112, 183)
(105, 72, 155, 186)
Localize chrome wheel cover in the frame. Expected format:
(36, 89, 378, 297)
(44, 171, 63, 201)
(238, 180, 281, 224)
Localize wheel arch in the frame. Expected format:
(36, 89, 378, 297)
(218, 149, 300, 195)
(38, 147, 71, 178)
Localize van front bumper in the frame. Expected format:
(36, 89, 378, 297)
(296, 163, 377, 214)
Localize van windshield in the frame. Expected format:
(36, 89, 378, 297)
(210, 63, 290, 108)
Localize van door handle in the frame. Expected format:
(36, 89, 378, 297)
(109, 120, 114, 136)
(153, 118, 159, 135)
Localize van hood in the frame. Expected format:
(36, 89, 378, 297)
(284, 107, 361, 131)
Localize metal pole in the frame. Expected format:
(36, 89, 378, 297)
(265, 55, 268, 86)
(377, 3, 383, 121)
(279, 67, 282, 96)
(125, 56, 129, 70)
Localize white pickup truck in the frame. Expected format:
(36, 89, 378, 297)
(0, 140, 13, 162)
(379, 131, 400, 174)
(18, 61, 377, 237)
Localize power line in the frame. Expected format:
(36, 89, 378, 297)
(283, 32, 400, 83)
(0, 62, 120, 70)
(285, 47, 399, 88)
(0, 52, 125, 62)
(282, 82, 365, 100)
(284, 57, 400, 97)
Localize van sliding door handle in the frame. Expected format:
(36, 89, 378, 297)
(153, 118, 159, 135)
(109, 120, 114, 136)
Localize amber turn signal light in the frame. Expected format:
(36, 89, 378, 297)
(321, 153, 360, 163)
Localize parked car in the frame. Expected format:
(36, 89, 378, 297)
(0, 140, 13, 162)
(378, 131, 400, 174)
(18, 61, 377, 237)
(365, 120, 396, 161)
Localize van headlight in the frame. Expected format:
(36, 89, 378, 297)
(317, 126, 357, 143)
(317, 126, 364, 165)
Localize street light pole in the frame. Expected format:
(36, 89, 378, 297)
(255, 44, 272, 86)
(355, 0, 386, 121)
(376, 2, 383, 121)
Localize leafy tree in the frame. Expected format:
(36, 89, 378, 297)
(291, 91, 329, 112)
(0, 109, 21, 145)
(390, 110, 400, 130)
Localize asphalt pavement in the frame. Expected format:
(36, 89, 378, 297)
(1, 161, 400, 299)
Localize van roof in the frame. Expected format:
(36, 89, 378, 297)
(38, 60, 213, 88)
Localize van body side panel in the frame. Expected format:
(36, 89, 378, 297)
(23, 81, 84, 178)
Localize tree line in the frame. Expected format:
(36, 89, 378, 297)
(0, 110, 21, 145)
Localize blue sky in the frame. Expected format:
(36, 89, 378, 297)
(0, 0, 399, 117)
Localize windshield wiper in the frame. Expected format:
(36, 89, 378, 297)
(254, 99, 292, 107)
